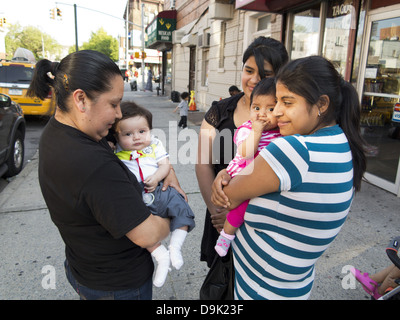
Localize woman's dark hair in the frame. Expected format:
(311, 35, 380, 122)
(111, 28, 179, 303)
(27, 50, 122, 112)
(276, 55, 366, 192)
(114, 101, 153, 130)
(250, 77, 276, 105)
(243, 36, 289, 78)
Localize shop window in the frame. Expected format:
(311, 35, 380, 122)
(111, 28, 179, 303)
(166, 51, 172, 84)
(288, 0, 359, 79)
(290, 3, 321, 59)
(322, 0, 358, 78)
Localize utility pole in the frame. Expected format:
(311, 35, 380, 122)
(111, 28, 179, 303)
(74, 4, 78, 52)
(141, 2, 145, 90)
(125, 1, 129, 70)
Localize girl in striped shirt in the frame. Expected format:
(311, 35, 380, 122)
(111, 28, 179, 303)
(211, 56, 366, 299)
(215, 78, 281, 257)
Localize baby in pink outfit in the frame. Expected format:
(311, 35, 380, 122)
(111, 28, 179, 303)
(215, 78, 281, 256)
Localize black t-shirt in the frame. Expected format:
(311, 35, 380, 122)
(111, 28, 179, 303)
(39, 117, 153, 291)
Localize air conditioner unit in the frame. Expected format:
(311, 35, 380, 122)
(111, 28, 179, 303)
(181, 34, 197, 47)
(170, 0, 176, 9)
(209, 2, 233, 20)
(172, 30, 185, 44)
(198, 33, 210, 48)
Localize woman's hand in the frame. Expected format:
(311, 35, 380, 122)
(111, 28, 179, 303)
(162, 167, 188, 202)
(211, 169, 231, 208)
(210, 206, 230, 233)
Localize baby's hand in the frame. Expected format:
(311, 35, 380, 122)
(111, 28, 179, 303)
(144, 175, 159, 192)
(252, 115, 268, 133)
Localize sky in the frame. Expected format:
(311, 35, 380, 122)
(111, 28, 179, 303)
(1, 0, 128, 47)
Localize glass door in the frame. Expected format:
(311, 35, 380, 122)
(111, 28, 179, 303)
(358, 9, 400, 196)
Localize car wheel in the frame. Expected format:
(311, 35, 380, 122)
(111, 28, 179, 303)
(4, 130, 25, 178)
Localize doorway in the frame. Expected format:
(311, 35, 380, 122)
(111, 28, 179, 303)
(358, 7, 400, 196)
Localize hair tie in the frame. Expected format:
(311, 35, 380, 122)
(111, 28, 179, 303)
(47, 72, 55, 80)
(63, 74, 69, 91)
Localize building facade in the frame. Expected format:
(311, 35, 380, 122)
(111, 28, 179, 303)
(154, 0, 400, 196)
(122, 0, 164, 88)
(164, 0, 285, 107)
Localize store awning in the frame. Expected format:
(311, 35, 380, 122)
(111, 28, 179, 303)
(235, 0, 312, 13)
(146, 10, 176, 51)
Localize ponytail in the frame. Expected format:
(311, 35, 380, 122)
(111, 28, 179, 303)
(27, 59, 59, 100)
(337, 79, 366, 192)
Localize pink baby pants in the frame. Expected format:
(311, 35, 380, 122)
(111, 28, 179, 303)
(226, 199, 250, 228)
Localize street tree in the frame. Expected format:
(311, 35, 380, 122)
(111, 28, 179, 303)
(5, 23, 62, 61)
(80, 27, 119, 61)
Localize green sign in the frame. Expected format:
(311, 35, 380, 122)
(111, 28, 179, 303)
(147, 17, 176, 46)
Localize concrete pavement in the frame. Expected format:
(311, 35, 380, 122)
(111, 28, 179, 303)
(0, 84, 399, 300)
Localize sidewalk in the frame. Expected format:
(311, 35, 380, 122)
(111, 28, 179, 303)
(0, 87, 399, 300)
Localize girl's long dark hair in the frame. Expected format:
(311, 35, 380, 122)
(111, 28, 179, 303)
(276, 56, 366, 192)
(243, 36, 289, 77)
(27, 50, 122, 112)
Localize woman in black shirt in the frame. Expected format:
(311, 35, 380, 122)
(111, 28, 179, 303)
(196, 37, 289, 267)
(28, 50, 172, 300)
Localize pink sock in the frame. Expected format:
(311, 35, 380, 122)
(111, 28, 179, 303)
(214, 230, 235, 257)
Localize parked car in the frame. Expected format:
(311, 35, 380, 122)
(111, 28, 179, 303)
(0, 50, 56, 117)
(0, 93, 26, 178)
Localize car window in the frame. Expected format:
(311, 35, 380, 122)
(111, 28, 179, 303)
(0, 65, 34, 84)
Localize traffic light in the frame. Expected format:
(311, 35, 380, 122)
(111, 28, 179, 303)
(142, 51, 146, 59)
(2, 18, 6, 24)
(134, 52, 140, 59)
(0, 19, 2, 27)
(56, 8, 62, 18)
(49, 8, 55, 20)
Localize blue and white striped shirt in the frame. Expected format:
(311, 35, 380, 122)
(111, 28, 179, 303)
(232, 125, 354, 300)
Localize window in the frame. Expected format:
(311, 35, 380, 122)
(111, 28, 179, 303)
(322, 0, 358, 77)
(257, 15, 271, 31)
(219, 22, 226, 69)
(288, 0, 359, 79)
(290, 4, 321, 59)
(202, 49, 209, 87)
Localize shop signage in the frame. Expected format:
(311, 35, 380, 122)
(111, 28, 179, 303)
(393, 103, 400, 123)
(332, 1, 353, 17)
(146, 15, 176, 47)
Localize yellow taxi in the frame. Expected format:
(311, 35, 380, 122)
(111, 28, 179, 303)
(0, 60, 56, 117)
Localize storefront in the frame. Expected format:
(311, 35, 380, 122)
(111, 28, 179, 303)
(236, 0, 400, 196)
(146, 10, 176, 96)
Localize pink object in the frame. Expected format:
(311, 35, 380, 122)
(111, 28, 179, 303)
(350, 267, 382, 299)
(226, 199, 250, 228)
